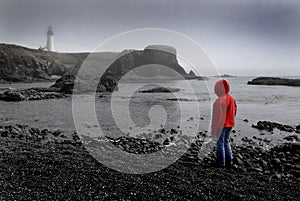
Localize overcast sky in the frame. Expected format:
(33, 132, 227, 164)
(1, 0, 300, 76)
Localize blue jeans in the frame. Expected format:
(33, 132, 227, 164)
(216, 128, 232, 167)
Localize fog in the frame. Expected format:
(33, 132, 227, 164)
(1, 0, 300, 76)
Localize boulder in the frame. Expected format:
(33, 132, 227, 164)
(252, 121, 295, 132)
(1, 91, 25, 101)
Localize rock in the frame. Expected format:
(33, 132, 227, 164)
(0, 88, 68, 102)
(271, 158, 281, 166)
(1, 91, 25, 101)
(252, 121, 295, 132)
(252, 167, 263, 172)
(233, 157, 243, 166)
(29, 128, 40, 136)
(243, 119, 249, 122)
(0, 130, 9, 137)
(139, 87, 180, 93)
(170, 128, 178, 134)
(259, 160, 268, 168)
(263, 138, 271, 143)
(247, 77, 300, 87)
(283, 135, 299, 142)
(10, 126, 23, 135)
(163, 138, 170, 146)
(241, 137, 253, 143)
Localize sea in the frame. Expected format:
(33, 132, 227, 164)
(0, 76, 299, 147)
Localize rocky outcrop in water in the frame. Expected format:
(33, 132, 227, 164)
(50, 45, 195, 94)
(0, 88, 67, 101)
(139, 87, 180, 93)
(247, 77, 300, 86)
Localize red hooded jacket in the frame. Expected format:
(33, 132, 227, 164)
(211, 79, 237, 136)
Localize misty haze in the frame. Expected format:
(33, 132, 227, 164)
(0, 0, 299, 200)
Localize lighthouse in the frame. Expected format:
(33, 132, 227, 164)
(46, 26, 54, 51)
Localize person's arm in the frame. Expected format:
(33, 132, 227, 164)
(234, 99, 237, 116)
(211, 100, 225, 137)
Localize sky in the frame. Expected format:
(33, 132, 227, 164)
(1, 0, 300, 76)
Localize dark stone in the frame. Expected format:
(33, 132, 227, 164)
(241, 137, 253, 143)
(170, 128, 178, 134)
(233, 157, 243, 166)
(243, 119, 249, 122)
(52, 130, 61, 137)
(139, 87, 180, 93)
(163, 138, 170, 146)
(283, 135, 299, 142)
(271, 158, 281, 166)
(0, 130, 9, 137)
(29, 128, 40, 135)
(1, 91, 25, 101)
(0, 88, 68, 102)
(252, 121, 295, 132)
(263, 138, 271, 143)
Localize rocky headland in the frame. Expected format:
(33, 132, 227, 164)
(248, 77, 300, 86)
(0, 44, 206, 95)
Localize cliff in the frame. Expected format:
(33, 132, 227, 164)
(51, 45, 194, 93)
(106, 45, 188, 79)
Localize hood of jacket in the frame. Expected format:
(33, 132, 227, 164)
(214, 79, 230, 97)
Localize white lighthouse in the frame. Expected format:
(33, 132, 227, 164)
(46, 26, 54, 51)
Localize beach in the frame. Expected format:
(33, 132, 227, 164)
(0, 77, 300, 200)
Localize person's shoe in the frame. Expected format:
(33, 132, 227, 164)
(215, 163, 225, 168)
(225, 161, 232, 169)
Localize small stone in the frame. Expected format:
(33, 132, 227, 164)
(233, 157, 243, 166)
(0, 131, 9, 137)
(52, 130, 61, 137)
(283, 135, 299, 142)
(271, 158, 281, 166)
(163, 138, 170, 145)
(243, 119, 249, 122)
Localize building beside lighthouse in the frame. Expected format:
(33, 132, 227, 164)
(39, 26, 55, 51)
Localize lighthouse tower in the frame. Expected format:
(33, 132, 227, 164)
(46, 26, 54, 51)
